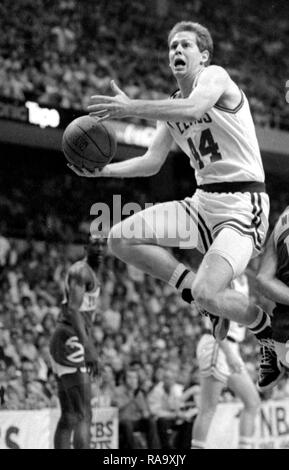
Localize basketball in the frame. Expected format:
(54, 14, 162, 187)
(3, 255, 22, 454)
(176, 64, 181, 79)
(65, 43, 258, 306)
(62, 116, 117, 171)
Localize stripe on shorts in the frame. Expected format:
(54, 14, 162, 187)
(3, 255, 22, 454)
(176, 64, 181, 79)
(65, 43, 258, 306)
(214, 221, 260, 249)
(212, 196, 264, 251)
(187, 203, 213, 245)
(251, 193, 263, 247)
(211, 342, 220, 367)
(180, 200, 212, 252)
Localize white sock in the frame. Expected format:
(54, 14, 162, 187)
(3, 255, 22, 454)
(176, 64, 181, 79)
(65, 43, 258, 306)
(169, 263, 195, 304)
(169, 263, 195, 291)
(248, 307, 271, 335)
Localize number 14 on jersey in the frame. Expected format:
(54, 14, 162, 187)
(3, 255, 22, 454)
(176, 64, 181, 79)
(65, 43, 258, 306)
(187, 128, 222, 170)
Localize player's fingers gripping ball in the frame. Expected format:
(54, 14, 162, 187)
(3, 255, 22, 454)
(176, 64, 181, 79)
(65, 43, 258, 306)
(62, 116, 117, 172)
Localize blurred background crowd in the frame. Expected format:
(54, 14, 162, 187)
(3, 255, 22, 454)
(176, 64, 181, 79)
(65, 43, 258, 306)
(0, 230, 289, 411)
(0, 0, 288, 129)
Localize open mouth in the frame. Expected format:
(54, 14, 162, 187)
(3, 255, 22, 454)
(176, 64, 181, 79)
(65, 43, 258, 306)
(174, 58, 186, 68)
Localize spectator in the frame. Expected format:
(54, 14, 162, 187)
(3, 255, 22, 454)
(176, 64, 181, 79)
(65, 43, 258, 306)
(112, 368, 160, 449)
(21, 328, 38, 362)
(0, 322, 7, 361)
(148, 365, 193, 449)
(21, 358, 51, 409)
(0, 231, 10, 267)
(91, 364, 116, 408)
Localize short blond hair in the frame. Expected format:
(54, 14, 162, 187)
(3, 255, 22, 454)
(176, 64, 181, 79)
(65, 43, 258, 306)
(168, 21, 213, 65)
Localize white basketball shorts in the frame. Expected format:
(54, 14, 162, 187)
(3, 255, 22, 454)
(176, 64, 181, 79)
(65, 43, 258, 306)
(133, 189, 269, 277)
(197, 334, 245, 384)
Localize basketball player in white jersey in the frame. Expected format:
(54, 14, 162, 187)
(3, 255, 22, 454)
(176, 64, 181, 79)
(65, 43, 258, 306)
(256, 206, 289, 378)
(70, 22, 276, 374)
(192, 274, 260, 449)
(50, 237, 106, 449)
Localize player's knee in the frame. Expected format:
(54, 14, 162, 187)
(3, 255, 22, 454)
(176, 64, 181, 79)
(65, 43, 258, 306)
(191, 281, 216, 312)
(75, 406, 92, 424)
(62, 412, 78, 429)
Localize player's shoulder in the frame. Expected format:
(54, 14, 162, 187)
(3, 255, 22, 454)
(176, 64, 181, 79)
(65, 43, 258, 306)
(199, 65, 230, 82)
(68, 260, 89, 284)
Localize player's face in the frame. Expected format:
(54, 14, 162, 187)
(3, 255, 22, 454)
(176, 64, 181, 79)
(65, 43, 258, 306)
(169, 31, 204, 78)
(86, 238, 106, 268)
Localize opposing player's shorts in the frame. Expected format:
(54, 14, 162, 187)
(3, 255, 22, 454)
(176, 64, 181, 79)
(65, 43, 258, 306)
(50, 323, 86, 375)
(124, 188, 269, 277)
(57, 372, 92, 422)
(196, 333, 245, 384)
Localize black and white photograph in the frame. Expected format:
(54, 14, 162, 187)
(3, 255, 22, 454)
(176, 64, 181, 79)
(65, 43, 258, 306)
(0, 0, 289, 451)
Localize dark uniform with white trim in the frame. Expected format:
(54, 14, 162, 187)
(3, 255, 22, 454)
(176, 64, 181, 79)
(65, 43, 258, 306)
(49, 261, 101, 448)
(272, 207, 289, 366)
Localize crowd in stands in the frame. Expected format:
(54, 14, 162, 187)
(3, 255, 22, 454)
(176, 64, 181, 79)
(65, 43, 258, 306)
(1, 170, 289, 446)
(0, 0, 288, 129)
(0, 231, 289, 410)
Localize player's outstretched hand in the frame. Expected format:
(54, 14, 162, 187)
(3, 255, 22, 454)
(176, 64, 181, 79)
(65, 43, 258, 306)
(67, 163, 107, 177)
(88, 80, 133, 121)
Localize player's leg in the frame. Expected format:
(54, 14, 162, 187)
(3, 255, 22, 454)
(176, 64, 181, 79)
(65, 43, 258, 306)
(70, 372, 92, 449)
(191, 228, 272, 329)
(108, 200, 204, 304)
(228, 369, 261, 449)
(191, 230, 282, 383)
(54, 376, 77, 449)
(191, 376, 224, 449)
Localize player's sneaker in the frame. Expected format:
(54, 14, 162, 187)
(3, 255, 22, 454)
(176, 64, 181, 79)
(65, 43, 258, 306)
(198, 307, 230, 341)
(257, 340, 285, 393)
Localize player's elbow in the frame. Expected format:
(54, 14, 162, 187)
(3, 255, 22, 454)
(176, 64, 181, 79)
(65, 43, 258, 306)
(146, 164, 162, 176)
(142, 157, 162, 176)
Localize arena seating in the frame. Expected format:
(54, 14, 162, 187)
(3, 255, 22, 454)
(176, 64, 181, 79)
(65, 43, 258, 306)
(0, 0, 288, 129)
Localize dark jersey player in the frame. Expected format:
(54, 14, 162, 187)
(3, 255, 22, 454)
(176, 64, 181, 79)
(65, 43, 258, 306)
(50, 237, 106, 449)
(257, 206, 289, 385)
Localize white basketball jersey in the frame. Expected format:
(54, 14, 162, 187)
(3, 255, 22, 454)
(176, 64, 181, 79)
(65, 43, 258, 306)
(63, 262, 100, 313)
(166, 70, 264, 186)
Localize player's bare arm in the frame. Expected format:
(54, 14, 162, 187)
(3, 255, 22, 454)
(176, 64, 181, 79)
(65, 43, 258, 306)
(256, 232, 289, 305)
(88, 68, 234, 122)
(67, 267, 96, 354)
(69, 121, 172, 178)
